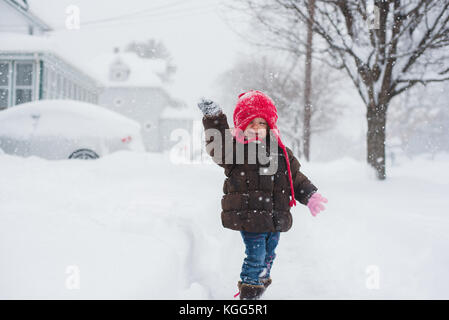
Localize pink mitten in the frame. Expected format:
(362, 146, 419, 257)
(307, 193, 328, 217)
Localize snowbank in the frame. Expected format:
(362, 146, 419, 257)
(0, 151, 448, 299)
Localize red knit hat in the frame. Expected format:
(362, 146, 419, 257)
(232, 90, 297, 207)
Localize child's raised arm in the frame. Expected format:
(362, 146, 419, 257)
(197, 98, 235, 173)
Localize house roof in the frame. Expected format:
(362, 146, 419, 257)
(0, 32, 99, 85)
(86, 51, 168, 89)
(0, 32, 189, 112)
(0, 33, 169, 91)
(3, 0, 52, 32)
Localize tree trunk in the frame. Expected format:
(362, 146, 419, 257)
(366, 103, 387, 180)
(293, 138, 301, 159)
(302, 0, 315, 161)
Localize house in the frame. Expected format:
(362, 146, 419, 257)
(0, 0, 195, 153)
(89, 48, 193, 153)
(0, 0, 99, 109)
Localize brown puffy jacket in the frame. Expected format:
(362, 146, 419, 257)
(202, 111, 317, 232)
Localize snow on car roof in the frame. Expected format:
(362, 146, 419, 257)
(0, 99, 141, 139)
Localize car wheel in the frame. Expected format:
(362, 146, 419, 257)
(69, 149, 99, 160)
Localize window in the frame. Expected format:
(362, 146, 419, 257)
(69, 82, 75, 99)
(0, 89, 8, 109)
(0, 62, 10, 109)
(42, 67, 48, 99)
(48, 69, 57, 99)
(74, 85, 79, 100)
(43, 67, 57, 99)
(144, 121, 152, 131)
(63, 78, 68, 98)
(114, 71, 123, 80)
(114, 97, 123, 107)
(14, 62, 34, 106)
(89, 92, 97, 104)
(15, 89, 32, 105)
(56, 73, 62, 99)
(16, 63, 32, 86)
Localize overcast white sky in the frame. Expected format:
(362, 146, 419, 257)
(29, 0, 251, 105)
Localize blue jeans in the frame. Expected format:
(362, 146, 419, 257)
(240, 231, 280, 285)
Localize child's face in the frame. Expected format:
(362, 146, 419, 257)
(244, 117, 268, 140)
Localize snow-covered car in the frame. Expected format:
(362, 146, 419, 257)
(0, 100, 145, 160)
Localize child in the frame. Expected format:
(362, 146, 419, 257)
(197, 90, 328, 300)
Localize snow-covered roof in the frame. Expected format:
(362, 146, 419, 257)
(3, 0, 52, 32)
(0, 31, 58, 52)
(0, 32, 99, 84)
(0, 33, 171, 91)
(0, 33, 183, 105)
(86, 52, 167, 88)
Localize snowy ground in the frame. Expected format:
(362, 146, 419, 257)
(0, 151, 448, 299)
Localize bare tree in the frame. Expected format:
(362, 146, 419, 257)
(126, 39, 171, 60)
(224, 0, 449, 179)
(388, 82, 449, 157)
(125, 38, 177, 83)
(303, 0, 316, 161)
